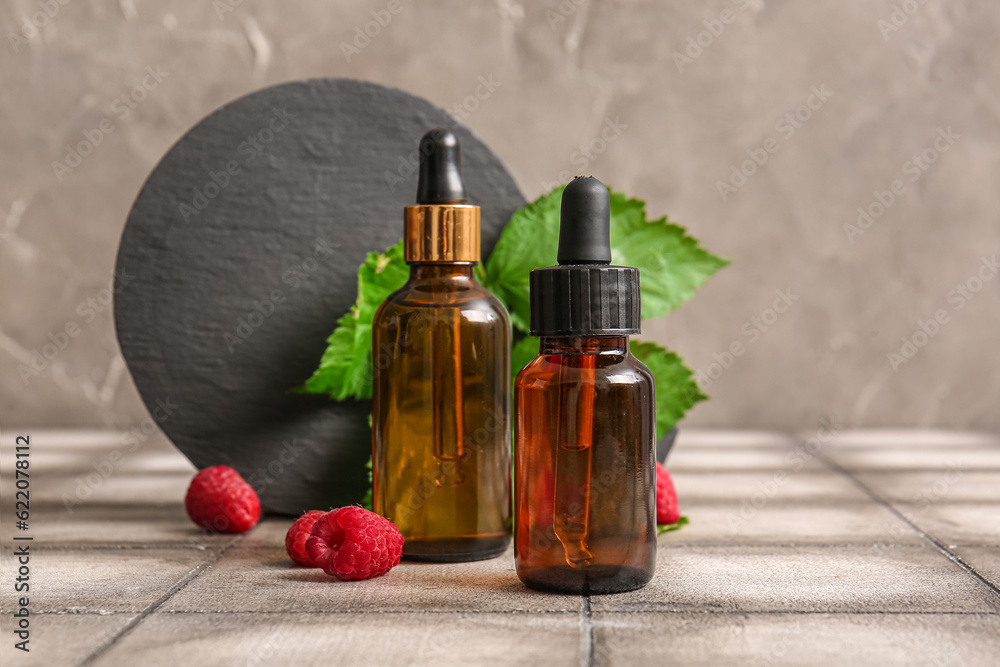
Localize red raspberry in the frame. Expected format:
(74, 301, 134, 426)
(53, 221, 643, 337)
(285, 510, 325, 566)
(656, 462, 680, 525)
(184, 465, 260, 534)
(305, 507, 404, 580)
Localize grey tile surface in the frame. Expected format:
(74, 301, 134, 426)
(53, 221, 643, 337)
(665, 501, 922, 546)
(592, 612, 1000, 667)
(0, 503, 232, 548)
(892, 502, 1000, 546)
(0, 613, 137, 667)
(672, 470, 869, 503)
(674, 431, 798, 449)
(952, 546, 1000, 589)
(163, 545, 578, 613)
(0, 432, 191, 480)
(823, 446, 1000, 472)
(822, 431, 1000, 449)
(590, 544, 1000, 614)
(3, 470, 192, 506)
(3, 429, 999, 666)
(0, 548, 217, 613)
(667, 446, 830, 472)
(854, 470, 1000, 503)
(234, 516, 294, 548)
(93, 611, 582, 667)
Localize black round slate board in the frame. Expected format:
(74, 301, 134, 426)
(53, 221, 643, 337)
(114, 79, 525, 516)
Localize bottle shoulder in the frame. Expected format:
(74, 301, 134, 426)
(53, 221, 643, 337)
(627, 353, 655, 384)
(374, 279, 510, 325)
(515, 348, 653, 389)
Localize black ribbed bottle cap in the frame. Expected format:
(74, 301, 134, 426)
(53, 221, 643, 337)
(529, 177, 640, 336)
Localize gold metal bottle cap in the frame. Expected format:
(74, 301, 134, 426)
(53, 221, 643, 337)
(403, 204, 480, 263)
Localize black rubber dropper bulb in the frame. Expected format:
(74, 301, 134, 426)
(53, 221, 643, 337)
(557, 176, 612, 265)
(528, 175, 639, 337)
(415, 128, 467, 204)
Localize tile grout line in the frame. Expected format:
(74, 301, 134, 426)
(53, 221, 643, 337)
(77, 534, 244, 667)
(11, 540, 999, 552)
(588, 609, 1000, 616)
(579, 595, 594, 667)
(28, 608, 1000, 616)
(815, 450, 1000, 601)
(4, 543, 233, 551)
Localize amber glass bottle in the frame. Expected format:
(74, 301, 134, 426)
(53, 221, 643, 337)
(514, 177, 656, 593)
(372, 129, 511, 562)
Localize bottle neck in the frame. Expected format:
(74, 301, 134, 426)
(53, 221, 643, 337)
(408, 262, 476, 281)
(539, 336, 630, 355)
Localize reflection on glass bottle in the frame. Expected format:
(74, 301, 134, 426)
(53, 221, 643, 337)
(514, 177, 656, 593)
(372, 129, 511, 562)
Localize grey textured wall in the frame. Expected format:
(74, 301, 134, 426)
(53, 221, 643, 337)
(1, 0, 998, 431)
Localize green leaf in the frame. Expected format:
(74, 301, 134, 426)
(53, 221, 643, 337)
(300, 187, 724, 433)
(482, 185, 729, 331)
(609, 192, 729, 319)
(296, 240, 409, 400)
(630, 341, 707, 438)
(481, 188, 563, 332)
(657, 515, 689, 535)
(510, 336, 540, 382)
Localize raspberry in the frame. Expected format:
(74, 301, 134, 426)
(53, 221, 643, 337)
(656, 462, 680, 525)
(184, 465, 260, 534)
(305, 507, 404, 580)
(285, 510, 325, 566)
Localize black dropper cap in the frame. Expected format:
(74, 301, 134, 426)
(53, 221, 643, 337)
(529, 177, 640, 337)
(416, 128, 467, 204)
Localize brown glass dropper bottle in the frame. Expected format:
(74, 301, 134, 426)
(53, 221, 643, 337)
(513, 176, 656, 593)
(372, 128, 512, 562)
